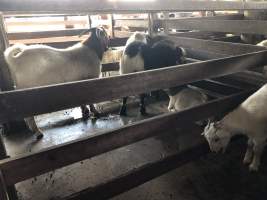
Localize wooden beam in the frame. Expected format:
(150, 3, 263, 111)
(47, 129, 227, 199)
(115, 19, 148, 28)
(191, 80, 241, 96)
(101, 62, 119, 72)
(171, 31, 227, 40)
(0, 89, 255, 186)
(6, 19, 87, 27)
(62, 131, 209, 200)
(7, 29, 88, 40)
(1, 1, 267, 14)
(0, 14, 18, 200)
(212, 35, 241, 43)
(0, 171, 8, 200)
(166, 19, 267, 35)
(212, 76, 258, 90)
(228, 71, 266, 86)
(168, 36, 265, 55)
(0, 50, 266, 123)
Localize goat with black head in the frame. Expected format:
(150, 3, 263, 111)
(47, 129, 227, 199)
(3, 27, 109, 139)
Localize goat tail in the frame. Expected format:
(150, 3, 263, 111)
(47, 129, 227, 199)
(4, 44, 26, 59)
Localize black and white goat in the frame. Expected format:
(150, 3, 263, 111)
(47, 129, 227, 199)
(119, 33, 186, 115)
(3, 27, 109, 139)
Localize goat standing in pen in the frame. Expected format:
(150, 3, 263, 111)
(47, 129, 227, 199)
(203, 84, 267, 171)
(119, 32, 186, 116)
(3, 27, 109, 139)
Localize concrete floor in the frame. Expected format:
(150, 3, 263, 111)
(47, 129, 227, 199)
(3, 96, 267, 200)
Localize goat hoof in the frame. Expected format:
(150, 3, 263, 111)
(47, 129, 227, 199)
(119, 108, 127, 116)
(243, 157, 252, 165)
(36, 133, 43, 140)
(140, 108, 147, 116)
(92, 112, 101, 119)
(82, 114, 90, 121)
(82, 110, 90, 121)
(249, 164, 259, 172)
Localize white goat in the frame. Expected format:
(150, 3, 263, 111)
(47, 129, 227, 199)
(166, 86, 208, 112)
(3, 27, 109, 139)
(203, 84, 267, 171)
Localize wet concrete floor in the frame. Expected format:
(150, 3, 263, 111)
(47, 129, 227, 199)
(3, 96, 267, 200)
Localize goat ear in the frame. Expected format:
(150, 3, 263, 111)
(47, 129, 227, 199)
(79, 28, 94, 37)
(214, 121, 222, 129)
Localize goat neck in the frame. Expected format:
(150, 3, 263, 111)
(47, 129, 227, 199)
(81, 31, 108, 60)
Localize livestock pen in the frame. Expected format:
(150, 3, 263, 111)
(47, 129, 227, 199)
(0, 0, 267, 199)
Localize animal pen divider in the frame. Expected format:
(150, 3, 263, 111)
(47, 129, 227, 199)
(1, 0, 267, 199)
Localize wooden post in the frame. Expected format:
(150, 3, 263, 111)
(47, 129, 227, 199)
(0, 13, 18, 200)
(0, 13, 8, 51)
(110, 14, 115, 38)
(88, 15, 92, 28)
(163, 12, 169, 35)
(0, 171, 8, 200)
(241, 0, 267, 44)
(148, 13, 158, 36)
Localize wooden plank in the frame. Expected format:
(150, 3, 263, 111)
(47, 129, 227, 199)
(0, 171, 8, 200)
(0, 89, 255, 186)
(166, 19, 267, 35)
(185, 48, 226, 60)
(191, 80, 241, 96)
(6, 19, 87, 27)
(212, 76, 258, 90)
(114, 30, 132, 38)
(0, 50, 266, 123)
(102, 62, 119, 72)
(7, 29, 88, 40)
(168, 36, 265, 55)
(2, 1, 267, 14)
(9, 36, 127, 49)
(228, 71, 266, 86)
(212, 35, 242, 43)
(171, 31, 227, 40)
(62, 132, 209, 200)
(0, 14, 18, 200)
(115, 19, 148, 28)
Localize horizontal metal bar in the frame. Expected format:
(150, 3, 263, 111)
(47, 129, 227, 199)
(0, 89, 254, 186)
(0, 51, 266, 123)
(1, 1, 267, 14)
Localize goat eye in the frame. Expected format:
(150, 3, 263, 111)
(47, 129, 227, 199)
(214, 138, 219, 142)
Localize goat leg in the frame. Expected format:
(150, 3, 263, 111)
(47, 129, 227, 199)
(80, 105, 90, 120)
(140, 94, 147, 115)
(25, 117, 43, 140)
(119, 97, 128, 116)
(89, 104, 101, 118)
(243, 138, 254, 165)
(249, 140, 265, 171)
